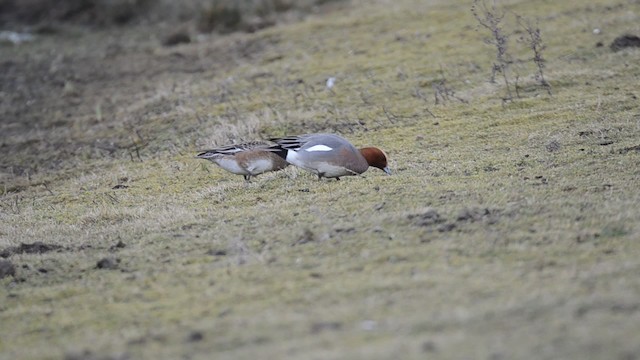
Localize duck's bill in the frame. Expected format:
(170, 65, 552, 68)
(383, 166, 392, 175)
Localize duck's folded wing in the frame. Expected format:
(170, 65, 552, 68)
(269, 135, 310, 151)
(197, 141, 273, 156)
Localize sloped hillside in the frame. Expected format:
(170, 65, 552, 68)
(1, 0, 640, 359)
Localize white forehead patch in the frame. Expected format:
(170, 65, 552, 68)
(305, 144, 333, 152)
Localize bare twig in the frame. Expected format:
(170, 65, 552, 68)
(517, 15, 552, 96)
(382, 106, 396, 124)
(433, 67, 468, 104)
(413, 87, 427, 102)
(424, 107, 437, 119)
(413, 87, 437, 118)
(43, 183, 55, 196)
(472, 0, 514, 101)
(10, 196, 22, 214)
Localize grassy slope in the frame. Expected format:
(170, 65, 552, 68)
(2, 0, 640, 359)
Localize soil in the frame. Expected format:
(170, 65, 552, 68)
(1, 1, 333, 183)
(0, 241, 63, 258)
(1, 28, 251, 175)
(610, 34, 640, 51)
(96, 257, 119, 269)
(0, 259, 16, 278)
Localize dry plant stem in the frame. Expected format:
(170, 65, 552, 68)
(472, 0, 513, 101)
(412, 87, 437, 118)
(433, 67, 468, 104)
(517, 15, 552, 96)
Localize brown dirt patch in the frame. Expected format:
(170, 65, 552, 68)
(610, 34, 640, 51)
(0, 259, 16, 278)
(0, 241, 64, 258)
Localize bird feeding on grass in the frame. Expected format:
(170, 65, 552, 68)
(196, 141, 289, 182)
(270, 133, 391, 180)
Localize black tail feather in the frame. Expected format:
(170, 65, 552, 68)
(269, 145, 288, 160)
(269, 136, 304, 151)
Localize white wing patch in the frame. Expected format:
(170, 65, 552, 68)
(305, 144, 333, 152)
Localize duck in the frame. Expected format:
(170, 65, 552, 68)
(270, 133, 391, 180)
(196, 141, 289, 182)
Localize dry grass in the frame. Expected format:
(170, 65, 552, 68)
(2, 0, 640, 359)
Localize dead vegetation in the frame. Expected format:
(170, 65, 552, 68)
(471, 0, 552, 101)
(516, 15, 552, 95)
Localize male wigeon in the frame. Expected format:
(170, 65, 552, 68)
(270, 133, 391, 180)
(196, 141, 289, 182)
